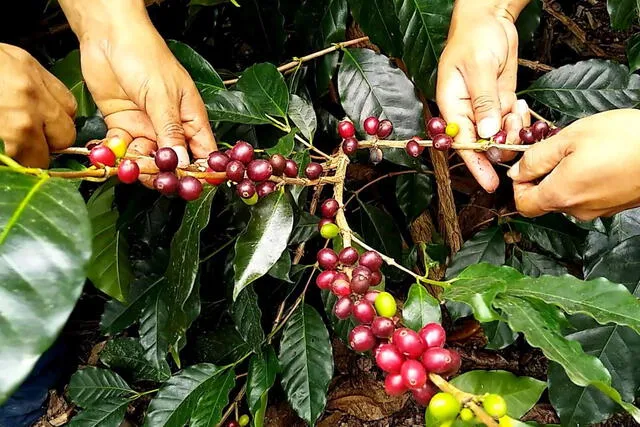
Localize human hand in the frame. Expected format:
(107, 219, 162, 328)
(436, 1, 529, 192)
(508, 109, 640, 221)
(0, 44, 76, 168)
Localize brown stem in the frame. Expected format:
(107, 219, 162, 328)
(429, 374, 499, 427)
(332, 152, 352, 248)
(358, 140, 531, 152)
(218, 384, 247, 427)
(517, 58, 554, 72)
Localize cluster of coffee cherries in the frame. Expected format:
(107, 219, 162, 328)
(427, 391, 508, 426)
(519, 120, 560, 144)
(225, 414, 249, 427)
(337, 116, 393, 164)
(316, 198, 342, 239)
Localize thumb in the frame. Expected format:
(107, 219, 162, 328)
(462, 64, 502, 139)
(145, 85, 190, 167)
(507, 134, 572, 183)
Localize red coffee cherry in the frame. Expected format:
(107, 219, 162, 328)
(178, 176, 203, 201)
(89, 145, 117, 167)
(352, 300, 376, 324)
(492, 130, 507, 145)
(236, 179, 257, 199)
(370, 270, 383, 286)
(230, 141, 254, 164)
(155, 147, 179, 172)
(117, 159, 140, 184)
(401, 359, 428, 389)
(519, 127, 536, 144)
(359, 251, 383, 272)
(427, 117, 447, 138)
(349, 325, 377, 352)
(353, 265, 372, 280)
(421, 347, 457, 374)
(317, 248, 339, 269)
(377, 119, 394, 139)
(342, 137, 358, 155)
(305, 162, 323, 180)
(385, 373, 408, 396)
(364, 116, 380, 135)
(338, 120, 356, 139)
(226, 160, 246, 183)
(256, 181, 276, 198)
(412, 382, 438, 406)
(316, 270, 337, 290)
(269, 154, 286, 176)
(393, 328, 426, 359)
(433, 134, 453, 151)
(375, 344, 405, 373)
(284, 160, 298, 178)
(371, 316, 395, 338)
(247, 159, 273, 182)
(440, 349, 461, 378)
(334, 296, 353, 320)
(338, 247, 359, 265)
(418, 323, 446, 348)
(331, 278, 351, 297)
(154, 172, 179, 195)
(532, 120, 550, 141)
(364, 291, 380, 305)
(321, 198, 339, 218)
(350, 273, 371, 295)
(547, 127, 562, 137)
(405, 139, 423, 158)
(207, 151, 230, 172)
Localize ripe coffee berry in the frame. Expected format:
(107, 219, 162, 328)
(230, 141, 254, 164)
(364, 116, 380, 135)
(247, 159, 273, 182)
(375, 344, 405, 373)
(350, 273, 371, 294)
(364, 291, 380, 305)
(440, 350, 461, 378)
(338, 247, 359, 265)
(412, 382, 438, 406)
(305, 162, 323, 180)
(269, 154, 286, 176)
(445, 122, 460, 138)
(377, 119, 394, 138)
(178, 176, 203, 201)
(316, 270, 337, 290)
(342, 137, 358, 155)
(331, 278, 351, 297)
(334, 296, 353, 320)
(375, 292, 397, 317)
(117, 159, 140, 184)
(405, 139, 423, 158)
(371, 316, 395, 338)
(353, 265, 372, 280)
(205, 168, 226, 185)
(89, 146, 117, 167)
(317, 248, 339, 269)
(320, 198, 339, 218)
(105, 137, 127, 158)
(393, 328, 426, 359)
(419, 323, 446, 348)
(318, 218, 334, 232)
(154, 172, 179, 195)
(256, 181, 276, 198)
(532, 120, 550, 141)
(370, 270, 383, 286)
(493, 130, 508, 145)
(226, 421, 240, 427)
(338, 120, 356, 139)
(349, 325, 377, 352)
(284, 160, 298, 177)
(433, 134, 453, 151)
(155, 147, 179, 172)
(384, 373, 407, 396)
(320, 223, 340, 239)
(208, 151, 230, 172)
(401, 360, 427, 389)
(352, 300, 376, 324)
(422, 347, 457, 374)
(547, 127, 561, 137)
(519, 127, 536, 144)
(427, 117, 447, 138)
(236, 179, 257, 199)
(226, 160, 246, 183)
(360, 251, 383, 271)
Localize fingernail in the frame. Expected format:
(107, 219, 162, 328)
(515, 99, 529, 116)
(173, 146, 190, 168)
(507, 163, 519, 179)
(477, 117, 501, 139)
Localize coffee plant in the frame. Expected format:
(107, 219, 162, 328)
(2, 1, 640, 426)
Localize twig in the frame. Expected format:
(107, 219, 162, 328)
(218, 384, 247, 427)
(266, 116, 333, 160)
(332, 152, 352, 248)
(528, 109, 555, 128)
(542, 2, 607, 57)
(429, 374, 499, 427)
(343, 170, 420, 209)
(358, 140, 531, 152)
(517, 58, 554, 72)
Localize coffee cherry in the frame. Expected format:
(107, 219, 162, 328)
(284, 160, 298, 177)
(363, 117, 380, 135)
(338, 120, 356, 139)
(405, 139, 423, 158)
(117, 159, 140, 184)
(247, 159, 273, 182)
(375, 343, 405, 373)
(154, 172, 179, 195)
(320, 199, 338, 219)
(352, 300, 376, 324)
(519, 127, 536, 144)
(342, 137, 359, 155)
(236, 179, 257, 199)
(418, 323, 446, 348)
(353, 265, 372, 280)
(335, 272, 349, 282)
(370, 270, 383, 286)
(433, 134, 453, 151)
(316, 270, 337, 290)
(178, 176, 203, 201)
(205, 168, 226, 185)
(369, 147, 384, 164)
(338, 247, 359, 265)
(427, 118, 447, 138)
(349, 325, 377, 352)
(532, 120, 550, 141)
(547, 127, 561, 137)
(459, 408, 474, 422)
(350, 273, 371, 295)
(238, 415, 250, 427)
(226, 160, 246, 183)
(230, 141, 254, 164)
(318, 218, 334, 232)
(360, 251, 383, 271)
(421, 347, 457, 374)
(384, 373, 407, 396)
(375, 292, 397, 317)
(334, 296, 353, 320)
(412, 382, 438, 406)
(371, 316, 395, 338)
(208, 151, 230, 172)
(105, 137, 127, 158)
(428, 393, 461, 421)
(401, 360, 427, 389)
(226, 421, 240, 427)
(331, 278, 351, 297)
(242, 193, 259, 206)
(493, 130, 508, 145)
(89, 145, 117, 167)
(269, 154, 287, 176)
(304, 162, 323, 180)
(377, 120, 394, 139)
(445, 123, 460, 138)
(483, 394, 508, 418)
(364, 291, 380, 305)
(317, 248, 339, 269)
(393, 328, 426, 359)
(320, 223, 340, 239)
(155, 147, 179, 172)
(440, 350, 461, 378)
(256, 181, 276, 198)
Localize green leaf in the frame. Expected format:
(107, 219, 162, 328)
(100, 277, 164, 335)
(288, 95, 317, 142)
(0, 172, 92, 403)
(231, 286, 265, 352)
(68, 398, 129, 427)
(140, 288, 170, 371)
(338, 48, 424, 140)
(510, 215, 584, 260)
(446, 226, 505, 279)
(607, 0, 638, 30)
(443, 278, 506, 323)
(237, 63, 289, 118)
(520, 60, 640, 122)
(68, 367, 134, 408)
(289, 212, 320, 245)
(233, 190, 294, 299)
(100, 337, 170, 383)
(191, 369, 236, 427)
(516, 0, 542, 47)
(0, 139, 4, 154)
(348, 0, 403, 56)
(86, 182, 133, 302)
(322, 289, 357, 343)
(393, 0, 453, 98)
(627, 33, 640, 73)
(482, 321, 519, 350)
(192, 327, 251, 365)
(450, 370, 547, 418)
(357, 200, 403, 262)
(395, 173, 434, 223)
(144, 364, 231, 427)
(168, 40, 225, 93)
(266, 130, 296, 156)
(203, 90, 272, 124)
(267, 249, 292, 282)
(51, 49, 96, 117)
(75, 116, 107, 147)
(247, 346, 278, 424)
(279, 304, 333, 425)
(516, 250, 569, 277)
(402, 283, 441, 331)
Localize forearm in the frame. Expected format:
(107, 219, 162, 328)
(58, 0, 150, 41)
(453, 0, 531, 23)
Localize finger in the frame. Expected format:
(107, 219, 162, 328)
(40, 92, 77, 151)
(507, 135, 572, 183)
(514, 99, 531, 128)
(181, 85, 217, 158)
(487, 112, 522, 163)
(513, 181, 553, 218)
(454, 118, 500, 192)
(15, 131, 49, 168)
(126, 136, 157, 188)
(36, 65, 77, 117)
(461, 58, 502, 138)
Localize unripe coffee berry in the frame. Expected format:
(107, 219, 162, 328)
(226, 160, 246, 183)
(483, 394, 508, 418)
(238, 415, 250, 427)
(375, 343, 405, 373)
(428, 392, 461, 421)
(247, 159, 273, 182)
(320, 198, 339, 218)
(236, 179, 257, 199)
(360, 251, 383, 271)
(334, 296, 353, 320)
(318, 218, 334, 232)
(427, 117, 447, 138)
(320, 223, 340, 239)
(269, 154, 286, 176)
(377, 119, 393, 139)
(445, 122, 460, 138)
(242, 193, 259, 206)
(256, 181, 276, 198)
(384, 373, 407, 396)
(155, 147, 179, 172)
(331, 278, 351, 296)
(375, 292, 397, 317)
(304, 162, 323, 180)
(369, 147, 384, 164)
(338, 247, 359, 265)
(284, 160, 298, 177)
(364, 116, 380, 135)
(230, 141, 254, 164)
(208, 151, 230, 172)
(352, 300, 376, 324)
(89, 145, 117, 167)
(316, 270, 337, 290)
(401, 359, 427, 389)
(418, 323, 447, 348)
(433, 134, 453, 151)
(349, 325, 376, 352)
(317, 248, 339, 270)
(154, 172, 179, 195)
(371, 316, 395, 338)
(105, 137, 127, 158)
(178, 176, 203, 201)
(338, 120, 356, 139)
(117, 159, 140, 184)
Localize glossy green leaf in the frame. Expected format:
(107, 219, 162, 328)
(192, 327, 251, 365)
(443, 278, 506, 323)
(0, 171, 92, 403)
(607, 0, 638, 29)
(322, 289, 357, 343)
(516, 250, 569, 277)
(168, 40, 225, 93)
(231, 286, 265, 352)
(144, 364, 231, 427)
(266, 130, 296, 156)
(51, 49, 96, 117)
(68, 367, 134, 407)
(357, 199, 403, 262)
(191, 369, 236, 427)
(203, 90, 272, 125)
(482, 321, 519, 350)
(288, 95, 317, 142)
(510, 215, 584, 260)
(100, 337, 170, 383)
(627, 33, 640, 73)
(237, 63, 289, 118)
(233, 190, 294, 299)
(395, 173, 434, 223)
(100, 277, 164, 335)
(247, 346, 278, 424)
(0, 139, 4, 154)
(393, 0, 453, 98)
(140, 288, 170, 371)
(516, 0, 542, 47)
(86, 182, 133, 303)
(520, 60, 640, 121)
(240, 0, 285, 58)
(289, 212, 320, 245)
(75, 116, 107, 147)
(267, 249, 292, 282)
(403, 283, 441, 331)
(446, 226, 505, 279)
(451, 370, 546, 418)
(279, 304, 333, 425)
(68, 398, 129, 427)
(348, 0, 403, 55)
(338, 48, 424, 140)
